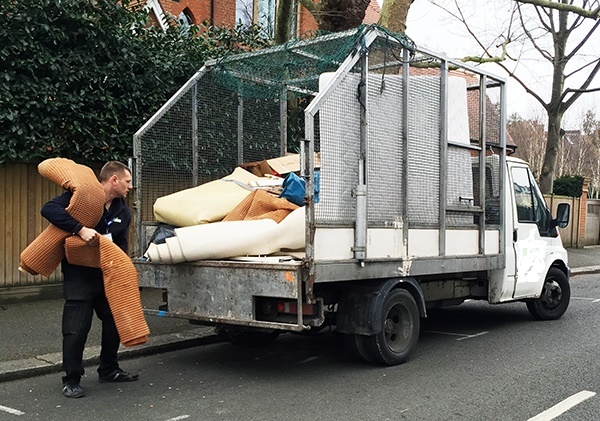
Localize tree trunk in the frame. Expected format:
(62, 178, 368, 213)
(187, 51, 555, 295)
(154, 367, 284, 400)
(538, 5, 569, 194)
(539, 111, 564, 193)
(275, 0, 294, 44)
(378, 0, 414, 32)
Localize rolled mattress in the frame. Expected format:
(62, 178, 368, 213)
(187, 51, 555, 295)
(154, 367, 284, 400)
(147, 206, 306, 263)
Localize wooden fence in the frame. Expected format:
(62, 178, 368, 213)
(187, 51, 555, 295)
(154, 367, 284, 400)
(544, 194, 582, 248)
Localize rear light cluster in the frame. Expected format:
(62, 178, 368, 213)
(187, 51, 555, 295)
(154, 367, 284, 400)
(276, 300, 316, 315)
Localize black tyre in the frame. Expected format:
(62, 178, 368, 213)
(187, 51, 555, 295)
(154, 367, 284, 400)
(526, 267, 570, 321)
(225, 328, 280, 347)
(361, 288, 420, 366)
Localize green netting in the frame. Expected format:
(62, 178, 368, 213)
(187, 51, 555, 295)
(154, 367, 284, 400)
(210, 24, 416, 100)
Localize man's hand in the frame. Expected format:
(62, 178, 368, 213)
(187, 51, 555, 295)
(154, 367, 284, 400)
(78, 227, 99, 246)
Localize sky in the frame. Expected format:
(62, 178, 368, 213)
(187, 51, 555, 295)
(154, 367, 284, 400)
(401, 0, 600, 129)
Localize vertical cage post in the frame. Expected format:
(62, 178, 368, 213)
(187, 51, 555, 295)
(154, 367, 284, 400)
(478, 76, 487, 254)
(192, 83, 199, 186)
(439, 60, 448, 256)
(354, 46, 369, 261)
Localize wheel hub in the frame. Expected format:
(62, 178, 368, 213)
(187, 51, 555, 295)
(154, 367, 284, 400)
(541, 280, 562, 309)
(384, 304, 411, 352)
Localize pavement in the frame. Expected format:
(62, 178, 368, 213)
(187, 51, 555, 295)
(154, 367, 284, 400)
(1, 247, 600, 383)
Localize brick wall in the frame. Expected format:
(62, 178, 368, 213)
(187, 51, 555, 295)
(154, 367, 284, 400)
(578, 178, 590, 248)
(154, 0, 236, 26)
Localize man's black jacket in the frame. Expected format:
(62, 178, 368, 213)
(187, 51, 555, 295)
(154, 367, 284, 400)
(41, 191, 131, 299)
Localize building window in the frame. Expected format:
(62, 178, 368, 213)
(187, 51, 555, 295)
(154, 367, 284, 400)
(257, 0, 275, 36)
(236, 0, 254, 26)
(178, 9, 194, 27)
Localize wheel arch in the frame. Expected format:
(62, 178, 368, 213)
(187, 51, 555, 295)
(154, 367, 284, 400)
(336, 277, 426, 336)
(550, 259, 569, 280)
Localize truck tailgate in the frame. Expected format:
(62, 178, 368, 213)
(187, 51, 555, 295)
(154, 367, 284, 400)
(135, 259, 307, 330)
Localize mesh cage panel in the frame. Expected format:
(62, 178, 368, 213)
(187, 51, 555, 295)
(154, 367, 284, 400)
(139, 89, 195, 221)
(367, 72, 403, 225)
(138, 73, 284, 222)
(315, 70, 361, 225)
(485, 84, 503, 148)
(407, 56, 441, 227)
(242, 97, 282, 163)
(197, 73, 239, 182)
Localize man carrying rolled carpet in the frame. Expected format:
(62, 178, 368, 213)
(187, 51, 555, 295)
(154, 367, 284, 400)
(42, 161, 138, 398)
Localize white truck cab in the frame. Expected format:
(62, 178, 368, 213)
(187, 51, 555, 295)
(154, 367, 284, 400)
(491, 157, 570, 318)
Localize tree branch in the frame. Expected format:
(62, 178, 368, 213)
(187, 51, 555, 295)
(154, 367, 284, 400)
(566, 18, 600, 60)
(516, 0, 600, 19)
(518, 3, 554, 61)
(563, 58, 600, 108)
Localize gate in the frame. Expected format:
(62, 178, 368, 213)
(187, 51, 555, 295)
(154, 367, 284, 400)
(585, 199, 600, 245)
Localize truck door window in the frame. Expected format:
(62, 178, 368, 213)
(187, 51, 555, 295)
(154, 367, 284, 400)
(512, 166, 550, 234)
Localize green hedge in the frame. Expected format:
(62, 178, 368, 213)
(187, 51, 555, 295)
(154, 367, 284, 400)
(553, 175, 584, 197)
(0, 0, 270, 165)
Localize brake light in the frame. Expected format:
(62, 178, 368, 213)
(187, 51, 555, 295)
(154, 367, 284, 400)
(276, 300, 315, 315)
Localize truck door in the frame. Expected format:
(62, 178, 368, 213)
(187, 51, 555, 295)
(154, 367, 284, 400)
(510, 165, 554, 298)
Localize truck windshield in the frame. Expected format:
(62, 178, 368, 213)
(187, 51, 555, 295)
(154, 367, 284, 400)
(512, 167, 550, 234)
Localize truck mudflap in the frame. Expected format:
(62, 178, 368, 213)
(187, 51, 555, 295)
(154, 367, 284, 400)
(336, 277, 426, 335)
(135, 260, 317, 332)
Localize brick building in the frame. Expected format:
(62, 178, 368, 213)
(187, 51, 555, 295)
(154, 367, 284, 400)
(135, 0, 380, 36)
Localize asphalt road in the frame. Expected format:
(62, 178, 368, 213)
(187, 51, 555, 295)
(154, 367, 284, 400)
(1, 272, 600, 421)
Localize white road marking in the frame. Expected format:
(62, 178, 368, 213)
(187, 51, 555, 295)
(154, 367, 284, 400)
(456, 331, 489, 341)
(0, 405, 25, 416)
(528, 390, 596, 421)
(164, 416, 190, 421)
(571, 297, 600, 302)
(424, 330, 489, 340)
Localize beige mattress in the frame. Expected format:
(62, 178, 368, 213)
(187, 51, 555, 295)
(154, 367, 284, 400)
(153, 167, 260, 227)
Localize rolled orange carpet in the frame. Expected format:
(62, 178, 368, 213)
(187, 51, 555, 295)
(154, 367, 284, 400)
(19, 157, 149, 347)
(223, 189, 298, 223)
(20, 158, 104, 276)
(99, 236, 149, 346)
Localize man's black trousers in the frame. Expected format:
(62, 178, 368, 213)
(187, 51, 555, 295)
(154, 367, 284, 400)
(61, 295, 120, 385)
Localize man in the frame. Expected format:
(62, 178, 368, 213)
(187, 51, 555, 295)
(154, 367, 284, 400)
(42, 161, 139, 398)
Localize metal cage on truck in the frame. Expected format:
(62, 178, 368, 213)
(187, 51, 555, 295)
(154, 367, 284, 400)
(132, 25, 510, 353)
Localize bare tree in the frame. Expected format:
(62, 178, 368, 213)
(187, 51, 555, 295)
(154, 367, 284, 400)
(508, 113, 547, 178)
(428, 0, 600, 193)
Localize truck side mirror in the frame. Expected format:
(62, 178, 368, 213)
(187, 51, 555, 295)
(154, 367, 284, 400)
(553, 203, 570, 229)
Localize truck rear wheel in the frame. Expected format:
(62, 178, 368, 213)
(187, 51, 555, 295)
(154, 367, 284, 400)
(361, 288, 420, 365)
(526, 267, 570, 321)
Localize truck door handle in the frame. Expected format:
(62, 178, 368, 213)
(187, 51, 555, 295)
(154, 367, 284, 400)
(513, 229, 518, 242)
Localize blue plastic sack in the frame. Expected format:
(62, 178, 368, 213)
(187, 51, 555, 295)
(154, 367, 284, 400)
(279, 171, 320, 206)
(280, 172, 306, 206)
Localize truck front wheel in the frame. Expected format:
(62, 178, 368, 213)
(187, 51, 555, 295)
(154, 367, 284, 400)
(526, 267, 570, 321)
(361, 288, 420, 365)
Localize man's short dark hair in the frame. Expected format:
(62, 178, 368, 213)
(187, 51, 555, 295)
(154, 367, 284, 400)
(100, 161, 131, 182)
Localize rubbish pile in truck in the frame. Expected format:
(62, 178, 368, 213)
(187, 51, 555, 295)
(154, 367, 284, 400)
(144, 154, 317, 262)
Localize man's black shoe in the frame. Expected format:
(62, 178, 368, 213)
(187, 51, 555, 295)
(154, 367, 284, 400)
(62, 384, 85, 398)
(99, 368, 139, 383)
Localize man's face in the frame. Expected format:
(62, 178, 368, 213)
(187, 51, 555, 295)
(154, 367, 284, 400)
(112, 170, 133, 198)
